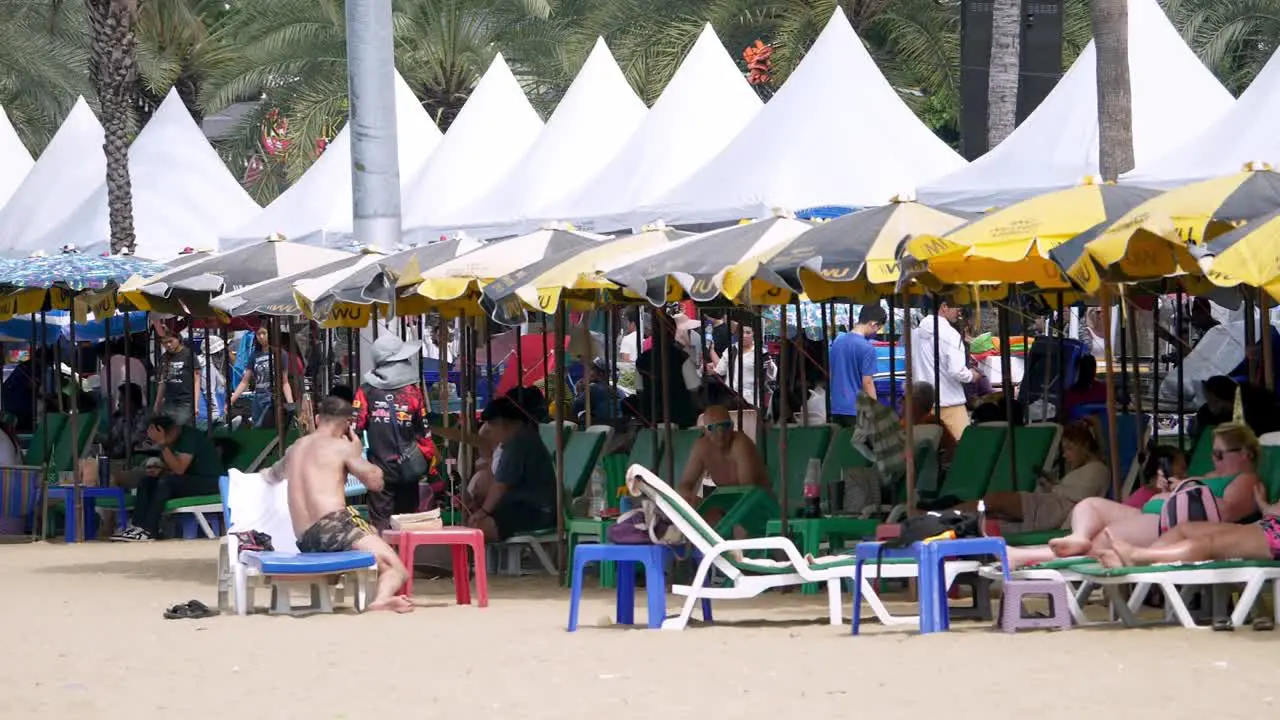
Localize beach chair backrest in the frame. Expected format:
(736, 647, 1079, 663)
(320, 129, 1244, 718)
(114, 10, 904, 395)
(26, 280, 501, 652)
(764, 425, 834, 510)
(627, 427, 663, 474)
(820, 426, 872, 486)
(659, 428, 702, 484)
(23, 413, 68, 467)
(985, 423, 1061, 494)
(1186, 426, 1217, 477)
(539, 422, 576, 455)
(1258, 440, 1280, 502)
(627, 464, 743, 582)
(222, 469, 299, 552)
(561, 429, 607, 499)
(935, 423, 1007, 501)
(912, 425, 944, 495)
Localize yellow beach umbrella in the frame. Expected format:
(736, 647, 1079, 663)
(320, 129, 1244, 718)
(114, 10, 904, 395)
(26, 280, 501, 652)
(905, 181, 1159, 288)
(721, 200, 973, 303)
(480, 227, 687, 324)
(409, 229, 605, 317)
(1056, 166, 1280, 293)
(1200, 207, 1280, 298)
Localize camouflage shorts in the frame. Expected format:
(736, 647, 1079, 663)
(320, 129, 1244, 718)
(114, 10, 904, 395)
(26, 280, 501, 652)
(297, 507, 373, 553)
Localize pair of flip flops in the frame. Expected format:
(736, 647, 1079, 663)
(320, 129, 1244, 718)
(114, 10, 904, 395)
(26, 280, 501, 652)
(1211, 616, 1274, 631)
(164, 599, 220, 620)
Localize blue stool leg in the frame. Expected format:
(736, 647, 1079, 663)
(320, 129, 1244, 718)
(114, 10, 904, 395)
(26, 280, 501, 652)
(936, 553, 952, 631)
(852, 560, 864, 635)
(616, 560, 636, 625)
(916, 547, 936, 634)
(567, 550, 589, 631)
(84, 499, 99, 540)
(65, 494, 78, 543)
(642, 548, 666, 629)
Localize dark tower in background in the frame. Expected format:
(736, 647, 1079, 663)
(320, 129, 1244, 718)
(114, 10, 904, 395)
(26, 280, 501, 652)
(959, 0, 1065, 160)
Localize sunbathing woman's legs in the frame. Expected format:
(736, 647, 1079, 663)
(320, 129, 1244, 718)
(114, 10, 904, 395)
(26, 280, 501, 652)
(1048, 497, 1145, 556)
(1099, 524, 1272, 568)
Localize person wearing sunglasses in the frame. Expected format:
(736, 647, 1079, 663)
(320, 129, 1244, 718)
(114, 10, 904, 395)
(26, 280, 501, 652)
(676, 405, 770, 525)
(1006, 422, 1263, 568)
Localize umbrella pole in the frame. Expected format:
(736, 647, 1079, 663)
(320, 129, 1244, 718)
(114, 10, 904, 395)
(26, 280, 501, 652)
(1262, 288, 1274, 392)
(439, 314, 450, 435)
(998, 291, 1017, 494)
(69, 293, 83, 543)
(53, 325, 64, 414)
(271, 318, 287, 462)
(779, 304, 790, 534)
(820, 302, 831, 421)
(1245, 293, 1257, 382)
(658, 309, 675, 494)
(37, 311, 50, 542)
(554, 307, 567, 577)
(416, 315, 427, 414)
(902, 289, 917, 518)
(1100, 286, 1122, 499)
(1151, 298, 1160, 429)
(736, 311, 745, 427)
(541, 315, 549, 404)
(484, 316, 494, 405)
(1056, 294, 1067, 476)
(515, 324, 524, 391)
(932, 295, 941, 418)
(888, 295, 897, 413)
(753, 312, 765, 443)
(204, 323, 214, 437)
(1175, 287, 1185, 451)
(1125, 292, 1145, 476)
(795, 299, 808, 427)
(123, 312, 133, 468)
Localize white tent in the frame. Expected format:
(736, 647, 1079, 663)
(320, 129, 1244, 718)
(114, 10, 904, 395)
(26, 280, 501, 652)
(438, 38, 647, 237)
(919, 0, 1233, 211)
(222, 71, 442, 250)
(0, 106, 33, 213)
(650, 11, 966, 224)
(536, 24, 763, 232)
(1129, 47, 1280, 184)
(22, 90, 260, 259)
(0, 98, 104, 253)
(399, 54, 544, 234)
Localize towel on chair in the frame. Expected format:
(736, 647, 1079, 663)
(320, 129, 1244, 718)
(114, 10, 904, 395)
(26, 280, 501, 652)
(226, 469, 300, 553)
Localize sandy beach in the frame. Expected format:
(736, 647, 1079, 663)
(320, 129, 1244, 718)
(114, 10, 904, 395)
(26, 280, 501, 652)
(1, 539, 1276, 719)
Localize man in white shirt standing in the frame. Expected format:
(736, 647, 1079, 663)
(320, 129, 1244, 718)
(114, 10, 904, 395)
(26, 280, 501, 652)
(911, 299, 980, 442)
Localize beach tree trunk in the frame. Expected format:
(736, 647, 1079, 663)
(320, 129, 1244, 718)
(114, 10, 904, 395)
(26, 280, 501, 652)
(87, 0, 139, 254)
(987, 0, 1022, 149)
(1092, 0, 1134, 181)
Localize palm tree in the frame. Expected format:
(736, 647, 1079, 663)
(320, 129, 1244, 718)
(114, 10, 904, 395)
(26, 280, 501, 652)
(1165, 0, 1280, 95)
(134, 0, 232, 126)
(1092, 0, 1133, 180)
(0, 0, 90, 153)
(987, 0, 1021, 148)
(86, 0, 140, 254)
(202, 0, 559, 202)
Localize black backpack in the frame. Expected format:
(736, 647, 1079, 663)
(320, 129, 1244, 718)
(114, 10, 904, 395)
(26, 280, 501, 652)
(875, 510, 982, 577)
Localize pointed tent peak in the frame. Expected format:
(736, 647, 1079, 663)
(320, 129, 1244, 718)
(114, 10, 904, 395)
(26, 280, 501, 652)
(651, 23, 752, 112)
(0, 104, 34, 209)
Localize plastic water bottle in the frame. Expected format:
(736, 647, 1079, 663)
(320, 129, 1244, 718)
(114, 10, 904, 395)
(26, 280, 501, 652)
(802, 458, 822, 518)
(589, 467, 606, 518)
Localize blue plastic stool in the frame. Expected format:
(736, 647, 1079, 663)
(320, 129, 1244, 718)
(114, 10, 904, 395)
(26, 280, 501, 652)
(45, 487, 129, 542)
(852, 537, 1010, 634)
(567, 544, 712, 631)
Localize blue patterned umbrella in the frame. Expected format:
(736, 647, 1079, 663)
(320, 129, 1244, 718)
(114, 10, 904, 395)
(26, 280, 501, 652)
(2, 253, 167, 291)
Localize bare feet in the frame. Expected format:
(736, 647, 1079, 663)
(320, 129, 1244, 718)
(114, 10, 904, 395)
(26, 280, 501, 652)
(1096, 549, 1124, 568)
(368, 596, 415, 613)
(1048, 535, 1092, 558)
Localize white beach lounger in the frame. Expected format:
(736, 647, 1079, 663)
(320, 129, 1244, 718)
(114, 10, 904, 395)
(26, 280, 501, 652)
(1070, 560, 1280, 629)
(626, 465, 978, 631)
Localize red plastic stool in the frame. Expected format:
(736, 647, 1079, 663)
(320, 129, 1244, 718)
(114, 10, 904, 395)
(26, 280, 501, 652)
(382, 528, 489, 607)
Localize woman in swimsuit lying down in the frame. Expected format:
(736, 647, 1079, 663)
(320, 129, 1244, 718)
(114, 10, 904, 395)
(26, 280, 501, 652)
(1006, 423, 1263, 568)
(1099, 483, 1280, 567)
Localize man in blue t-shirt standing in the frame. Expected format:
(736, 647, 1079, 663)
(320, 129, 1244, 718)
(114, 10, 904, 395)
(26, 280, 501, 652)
(829, 304, 887, 426)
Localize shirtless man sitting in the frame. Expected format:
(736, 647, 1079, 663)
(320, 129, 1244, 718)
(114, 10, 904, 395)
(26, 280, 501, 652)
(677, 405, 770, 534)
(267, 395, 412, 613)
